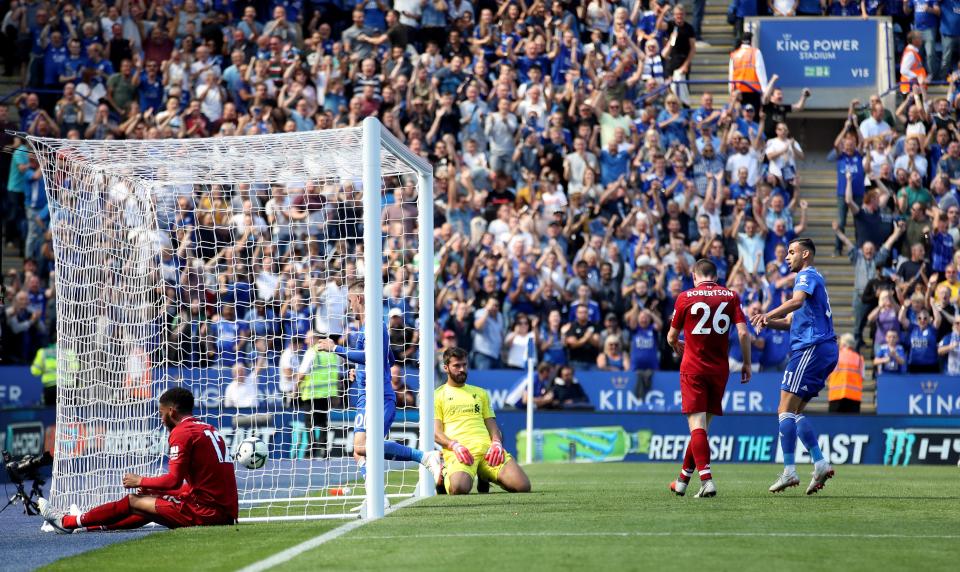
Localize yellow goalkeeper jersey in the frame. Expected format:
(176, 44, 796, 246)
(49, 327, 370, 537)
(435, 383, 495, 455)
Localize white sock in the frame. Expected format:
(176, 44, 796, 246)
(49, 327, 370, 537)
(784, 464, 796, 475)
(814, 459, 829, 471)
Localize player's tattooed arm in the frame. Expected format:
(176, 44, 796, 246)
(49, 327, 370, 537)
(756, 288, 807, 326)
(764, 315, 793, 331)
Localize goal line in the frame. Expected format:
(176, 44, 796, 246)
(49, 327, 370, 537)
(236, 496, 425, 571)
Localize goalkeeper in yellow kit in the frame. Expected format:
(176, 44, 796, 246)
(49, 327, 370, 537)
(434, 347, 532, 495)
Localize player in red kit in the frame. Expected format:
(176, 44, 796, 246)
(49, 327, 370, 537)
(665, 259, 752, 498)
(39, 387, 238, 533)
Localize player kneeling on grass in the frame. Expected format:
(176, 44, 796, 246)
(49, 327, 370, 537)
(39, 387, 238, 532)
(434, 347, 531, 495)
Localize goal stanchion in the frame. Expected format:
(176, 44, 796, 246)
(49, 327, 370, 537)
(27, 120, 434, 523)
(361, 118, 385, 520)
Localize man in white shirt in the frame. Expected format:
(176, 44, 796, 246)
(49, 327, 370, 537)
(484, 98, 518, 173)
(858, 103, 893, 143)
(189, 45, 221, 90)
(764, 122, 804, 184)
(395, 0, 423, 29)
(224, 360, 261, 408)
(278, 336, 305, 408)
(315, 275, 349, 336)
(735, 213, 764, 274)
(564, 137, 599, 189)
(725, 133, 761, 186)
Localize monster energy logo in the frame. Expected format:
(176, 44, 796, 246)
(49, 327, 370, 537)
(883, 429, 916, 466)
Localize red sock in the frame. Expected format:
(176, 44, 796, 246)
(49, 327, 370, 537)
(678, 443, 695, 483)
(89, 514, 151, 531)
(74, 496, 132, 528)
(690, 428, 712, 481)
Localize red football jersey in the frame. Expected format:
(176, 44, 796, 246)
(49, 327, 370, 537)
(141, 417, 239, 519)
(670, 282, 746, 376)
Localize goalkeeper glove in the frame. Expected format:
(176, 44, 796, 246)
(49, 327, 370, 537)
(484, 440, 505, 467)
(450, 441, 474, 465)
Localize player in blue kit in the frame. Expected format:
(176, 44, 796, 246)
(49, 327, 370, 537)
(752, 238, 838, 495)
(315, 282, 441, 511)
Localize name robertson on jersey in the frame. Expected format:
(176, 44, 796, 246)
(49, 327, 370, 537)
(686, 288, 735, 298)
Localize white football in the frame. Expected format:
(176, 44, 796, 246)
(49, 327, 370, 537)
(236, 437, 268, 469)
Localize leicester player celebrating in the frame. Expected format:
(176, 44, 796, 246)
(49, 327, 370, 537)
(314, 282, 442, 509)
(752, 238, 838, 495)
(666, 259, 751, 498)
(434, 347, 531, 495)
(39, 387, 238, 532)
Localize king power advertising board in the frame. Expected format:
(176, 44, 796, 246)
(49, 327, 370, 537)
(0, 367, 782, 414)
(876, 374, 960, 415)
(3, 407, 960, 471)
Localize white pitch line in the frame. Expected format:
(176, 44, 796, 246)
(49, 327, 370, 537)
(235, 495, 424, 572)
(351, 531, 960, 541)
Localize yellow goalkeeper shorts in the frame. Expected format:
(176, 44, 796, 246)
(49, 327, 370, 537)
(442, 449, 514, 490)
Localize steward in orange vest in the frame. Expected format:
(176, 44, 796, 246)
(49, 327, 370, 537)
(828, 334, 863, 413)
(729, 32, 767, 110)
(900, 32, 927, 95)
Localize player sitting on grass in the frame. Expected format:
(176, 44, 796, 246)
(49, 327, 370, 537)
(39, 387, 238, 532)
(314, 281, 442, 511)
(434, 347, 531, 495)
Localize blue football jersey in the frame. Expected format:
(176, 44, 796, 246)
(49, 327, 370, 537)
(790, 267, 836, 351)
(339, 323, 395, 394)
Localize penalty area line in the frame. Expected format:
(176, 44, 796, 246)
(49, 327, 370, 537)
(235, 495, 424, 572)
(351, 531, 960, 541)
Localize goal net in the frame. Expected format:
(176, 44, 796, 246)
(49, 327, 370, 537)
(26, 118, 435, 522)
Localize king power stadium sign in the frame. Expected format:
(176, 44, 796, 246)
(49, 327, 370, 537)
(758, 18, 878, 88)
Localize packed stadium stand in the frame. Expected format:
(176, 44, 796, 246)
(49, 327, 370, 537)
(7, 0, 960, 420)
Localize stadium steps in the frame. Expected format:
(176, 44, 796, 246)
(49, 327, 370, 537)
(686, 8, 736, 103)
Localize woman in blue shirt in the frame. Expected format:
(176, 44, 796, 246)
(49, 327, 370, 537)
(657, 95, 690, 148)
(539, 310, 568, 366)
(906, 311, 940, 373)
(874, 330, 908, 374)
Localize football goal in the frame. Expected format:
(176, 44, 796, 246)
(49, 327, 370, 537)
(26, 117, 435, 522)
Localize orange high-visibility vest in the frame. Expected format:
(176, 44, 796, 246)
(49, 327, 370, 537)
(730, 46, 761, 94)
(828, 347, 864, 402)
(900, 44, 927, 94)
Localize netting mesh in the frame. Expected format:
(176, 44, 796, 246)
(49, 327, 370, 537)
(27, 128, 429, 520)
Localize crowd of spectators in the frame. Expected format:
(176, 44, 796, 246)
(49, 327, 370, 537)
(4, 0, 958, 391)
(834, 53, 960, 376)
(0, 0, 815, 386)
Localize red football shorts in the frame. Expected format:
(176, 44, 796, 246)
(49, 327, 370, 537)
(154, 495, 234, 528)
(680, 373, 728, 415)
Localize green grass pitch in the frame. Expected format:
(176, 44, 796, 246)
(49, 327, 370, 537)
(41, 463, 960, 571)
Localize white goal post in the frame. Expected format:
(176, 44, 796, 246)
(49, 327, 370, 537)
(26, 117, 435, 522)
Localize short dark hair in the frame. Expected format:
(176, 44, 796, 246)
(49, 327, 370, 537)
(159, 386, 194, 414)
(693, 258, 718, 279)
(789, 237, 817, 256)
(443, 346, 468, 365)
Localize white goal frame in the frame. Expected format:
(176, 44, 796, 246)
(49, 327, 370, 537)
(26, 117, 435, 522)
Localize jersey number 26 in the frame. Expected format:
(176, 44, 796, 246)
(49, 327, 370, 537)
(690, 301, 730, 335)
